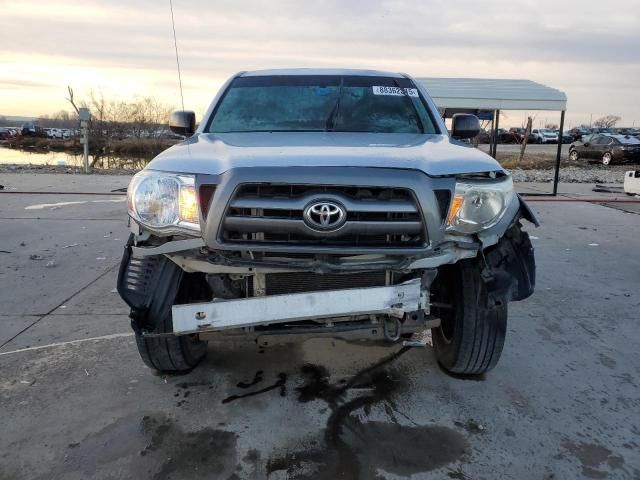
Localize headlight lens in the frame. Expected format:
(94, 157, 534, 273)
(446, 176, 514, 234)
(128, 171, 200, 233)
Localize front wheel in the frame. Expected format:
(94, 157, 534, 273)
(431, 260, 507, 375)
(569, 149, 579, 161)
(133, 257, 208, 372)
(602, 152, 612, 166)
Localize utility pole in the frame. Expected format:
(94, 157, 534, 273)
(78, 108, 90, 174)
(589, 113, 593, 128)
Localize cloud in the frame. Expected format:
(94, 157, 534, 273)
(0, 0, 639, 124)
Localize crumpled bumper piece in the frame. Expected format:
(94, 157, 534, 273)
(171, 278, 425, 334)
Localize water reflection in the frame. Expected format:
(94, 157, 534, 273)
(0, 146, 149, 170)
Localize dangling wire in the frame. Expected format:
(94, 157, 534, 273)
(169, 0, 185, 111)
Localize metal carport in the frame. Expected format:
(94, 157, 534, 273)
(416, 77, 568, 195)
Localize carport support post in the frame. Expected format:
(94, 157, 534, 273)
(552, 110, 565, 196)
(491, 109, 500, 159)
(489, 114, 495, 157)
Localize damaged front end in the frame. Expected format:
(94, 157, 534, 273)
(118, 167, 536, 356)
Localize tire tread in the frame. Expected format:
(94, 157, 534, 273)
(134, 257, 207, 372)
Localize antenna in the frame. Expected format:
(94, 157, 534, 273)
(169, 0, 185, 111)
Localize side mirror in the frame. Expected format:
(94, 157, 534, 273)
(451, 114, 481, 139)
(169, 110, 196, 136)
(583, 142, 590, 147)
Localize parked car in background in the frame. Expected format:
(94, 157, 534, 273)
(590, 127, 616, 135)
(508, 127, 538, 143)
(531, 128, 558, 144)
(569, 134, 640, 165)
(3, 127, 21, 139)
(0, 127, 12, 140)
(21, 123, 46, 137)
(508, 127, 525, 143)
(618, 128, 640, 137)
(555, 130, 572, 144)
(492, 128, 513, 143)
(569, 127, 591, 141)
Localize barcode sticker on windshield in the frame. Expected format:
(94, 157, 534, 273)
(372, 86, 419, 97)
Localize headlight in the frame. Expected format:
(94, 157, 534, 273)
(446, 176, 515, 234)
(128, 170, 200, 234)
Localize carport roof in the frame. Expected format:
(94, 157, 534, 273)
(415, 77, 567, 112)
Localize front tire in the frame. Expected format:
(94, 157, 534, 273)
(431, 260, 507, 375)
(569, 149, 579, 161)
(134, 259, 208, 373)
(602, 152, 612, 166)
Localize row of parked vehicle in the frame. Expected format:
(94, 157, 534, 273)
(0, 124, 78, 140)
(0, 126, 24, 140)
(42, 127, 75, 139)
(18, 123, 77, 139)
(483, 126, 640, 145)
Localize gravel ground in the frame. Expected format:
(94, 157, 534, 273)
(508, 165, 632, 183)
(0, 163, 133, 175)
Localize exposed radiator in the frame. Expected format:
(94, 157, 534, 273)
(265, 271, 387, 296)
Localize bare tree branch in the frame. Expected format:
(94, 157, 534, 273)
(66, 86, 80, 114)
(593, 115, 621, 128)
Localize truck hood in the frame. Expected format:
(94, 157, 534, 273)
(147, 132, 503, 177)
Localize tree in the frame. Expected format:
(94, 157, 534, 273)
(519, 117, 533, 162)
(545, 123, 559, 130)
(66, 86, 80, 114)
(593, 115, 621, 128)
(65, 86, 174, 142)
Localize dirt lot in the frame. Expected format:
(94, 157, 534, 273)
(0, 174, 639, 479)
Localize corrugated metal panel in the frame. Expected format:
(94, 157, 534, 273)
(415, 77, 567, 111)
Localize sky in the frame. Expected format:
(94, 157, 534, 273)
(1, 0, 639, 128)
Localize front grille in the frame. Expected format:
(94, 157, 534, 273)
(265, 271, 386, 295)
(221, 184, 426, 248)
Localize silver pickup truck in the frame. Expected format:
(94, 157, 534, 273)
(117, 69, 536, 376)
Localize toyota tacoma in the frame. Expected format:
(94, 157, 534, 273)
(117, 69, 537, 375)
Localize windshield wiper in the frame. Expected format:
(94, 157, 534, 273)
(325, 80, 344, 131)
(393, 79, 425, 133)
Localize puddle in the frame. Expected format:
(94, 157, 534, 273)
(267, 346, 469, 478)
(43, 413, 237, 479)
(562, 440, 625, 479)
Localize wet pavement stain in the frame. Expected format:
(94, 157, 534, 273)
(42, 413, 238, 480)
(266, 346, 468, 479)
(237, 370, 264, 389)
(222, 372, 287, 404)
(562, 440, 625, 479)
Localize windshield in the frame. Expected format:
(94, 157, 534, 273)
(206, 75, 438, 134)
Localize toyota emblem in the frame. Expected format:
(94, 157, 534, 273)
(303, 201, 347, 231)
